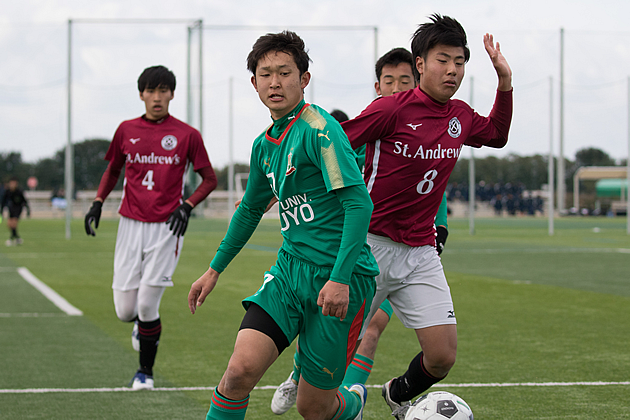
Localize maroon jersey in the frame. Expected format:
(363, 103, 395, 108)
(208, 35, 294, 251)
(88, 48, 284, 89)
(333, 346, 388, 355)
(342, 87, 512, 247)
(105, 115, 211, 223)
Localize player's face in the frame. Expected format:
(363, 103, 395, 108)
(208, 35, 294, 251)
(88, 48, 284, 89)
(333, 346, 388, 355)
(416, 44, 466, 103)
(8, 180, 18, 191)
(251, 51, 311, 120)
(140, 85, 174, 121)
(375, 62, 415, 97)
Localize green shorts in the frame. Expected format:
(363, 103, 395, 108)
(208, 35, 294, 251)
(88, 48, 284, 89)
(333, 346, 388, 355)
(243, 249, 375, 390)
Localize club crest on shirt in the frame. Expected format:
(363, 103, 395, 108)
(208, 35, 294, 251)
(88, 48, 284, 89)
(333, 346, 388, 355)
(286, 150, 296, 176)
(447, 117, 461, 138)
(161, 135, 178, 151)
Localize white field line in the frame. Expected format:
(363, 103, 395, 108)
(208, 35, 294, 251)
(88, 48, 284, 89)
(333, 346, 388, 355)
(444, 248, 630, 254)
(2, 381, 629, 394)
(0, 313, 69, 318)
(16, 267, 83, 316)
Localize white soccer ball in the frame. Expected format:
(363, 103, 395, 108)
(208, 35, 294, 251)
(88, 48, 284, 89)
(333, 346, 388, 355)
(405, 391, 473, 420)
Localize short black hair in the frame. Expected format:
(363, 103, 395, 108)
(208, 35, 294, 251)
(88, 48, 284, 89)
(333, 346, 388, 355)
(375, 48, 413, 81)
(411, 14, 470, 83)
(329, 109, 349, 123)
(137, 65, 176, 92)
(247, 31, 312, 77)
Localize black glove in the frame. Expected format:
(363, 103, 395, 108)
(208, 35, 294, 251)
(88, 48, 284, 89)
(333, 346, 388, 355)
(436, 225, 449, 255)
(26, 207, 31, 218)
(167, 202, 193, 237)
(85, 201, 103, 236)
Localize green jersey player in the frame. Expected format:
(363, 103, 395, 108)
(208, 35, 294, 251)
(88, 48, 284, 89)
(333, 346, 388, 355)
(188, 31, 378, 420)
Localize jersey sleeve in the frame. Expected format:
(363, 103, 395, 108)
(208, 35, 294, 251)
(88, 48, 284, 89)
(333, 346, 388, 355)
(104, 124, 127, 169)
(465, 89, 513, 149)
(341, 97, 397, 150)
(329, 185, 374, 285)
(187, 129, 212, 171)
(305, 116, 365, 193)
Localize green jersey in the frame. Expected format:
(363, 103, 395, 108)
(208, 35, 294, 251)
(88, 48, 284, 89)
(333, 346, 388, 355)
(211, 99, 379, 283)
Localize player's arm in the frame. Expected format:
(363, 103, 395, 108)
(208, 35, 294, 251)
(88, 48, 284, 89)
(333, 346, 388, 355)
(435, 193, 448, 255)
(188, 160, 274, 313)
(22, 192, 30, 217)
(484, 33, 512, 93)
(318, 184, 373, 321)
(467, 34, 513, 149)
(341, 97, 396, 150)
(167, 165, 218, 237)
(85, 159, 124, 236)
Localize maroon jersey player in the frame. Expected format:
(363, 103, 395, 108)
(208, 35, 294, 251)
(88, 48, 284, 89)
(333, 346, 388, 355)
(84, 65, 217, 390)
(341, 14, 513, 418)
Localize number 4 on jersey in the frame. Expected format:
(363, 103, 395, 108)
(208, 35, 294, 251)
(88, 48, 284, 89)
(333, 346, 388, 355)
(142, 170, 155, 191)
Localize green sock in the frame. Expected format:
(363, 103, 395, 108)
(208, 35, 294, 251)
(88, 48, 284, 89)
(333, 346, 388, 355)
(342, 354, 374, 387)
(206, 389, 249, 420)
(331, 386, 364, 420)
(291, 349, 302, 383)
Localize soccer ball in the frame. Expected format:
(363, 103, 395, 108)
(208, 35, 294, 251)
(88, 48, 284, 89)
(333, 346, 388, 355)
(405, 391, 473, 420)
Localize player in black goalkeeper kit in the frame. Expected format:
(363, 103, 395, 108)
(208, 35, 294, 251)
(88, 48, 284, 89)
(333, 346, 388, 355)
(2, 177, 30, 246)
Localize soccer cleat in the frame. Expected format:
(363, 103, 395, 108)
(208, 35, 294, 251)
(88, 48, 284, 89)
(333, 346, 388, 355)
(130, 371, 154, 390)
(271, 372, 298, 415)
(15, 238, 23, 245)
(382, 378, 411, 420)
(349, 383, 368, 420)
(131, 321, 140, 352)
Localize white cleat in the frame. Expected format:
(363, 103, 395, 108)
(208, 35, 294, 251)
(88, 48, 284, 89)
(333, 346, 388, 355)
(130, 371, 154, 390)
(382, 378, 411, 420)
(349, 383, 368, 420)
(271, 372, 298, 415)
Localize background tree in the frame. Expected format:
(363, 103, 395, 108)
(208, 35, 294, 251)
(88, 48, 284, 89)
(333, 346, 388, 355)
(0, 152, 32, 185)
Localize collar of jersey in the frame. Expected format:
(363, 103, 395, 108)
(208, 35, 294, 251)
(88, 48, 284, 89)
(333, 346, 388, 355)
(142, 114, 171, 125)
(414, 87, 450, 110)
(265, 100, 309, 145)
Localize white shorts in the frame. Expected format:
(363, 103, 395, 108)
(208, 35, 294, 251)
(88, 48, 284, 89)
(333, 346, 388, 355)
(112, 216, 183, 291)
(362, 233, 456, 332)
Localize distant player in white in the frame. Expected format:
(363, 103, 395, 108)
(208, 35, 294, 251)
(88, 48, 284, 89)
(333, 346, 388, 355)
(85, 65, 217, 390)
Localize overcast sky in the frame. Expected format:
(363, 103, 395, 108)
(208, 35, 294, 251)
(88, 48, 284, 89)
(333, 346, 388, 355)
(2, 0, 630, 169)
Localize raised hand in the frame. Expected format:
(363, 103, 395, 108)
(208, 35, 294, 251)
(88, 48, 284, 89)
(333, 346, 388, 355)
(484, 33, 512, 91)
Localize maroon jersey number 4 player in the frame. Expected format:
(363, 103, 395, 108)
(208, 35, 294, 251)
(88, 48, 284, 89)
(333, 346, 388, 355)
(84, 65, 217, 390)
(341, 15, 513, 419)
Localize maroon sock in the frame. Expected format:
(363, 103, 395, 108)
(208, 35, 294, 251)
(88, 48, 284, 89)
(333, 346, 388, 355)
(138, 318, 161, 376)
(390, 352, 446, 403)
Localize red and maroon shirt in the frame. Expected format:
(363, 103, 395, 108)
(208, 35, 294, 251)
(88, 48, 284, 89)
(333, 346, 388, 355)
(104, 115, 211, 223)
(342, 87, 512, 247)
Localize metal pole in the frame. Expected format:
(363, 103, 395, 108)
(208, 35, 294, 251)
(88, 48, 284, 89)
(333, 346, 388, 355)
(198, 19, 203, 138)
(469, 76, 475, 235)
(374, 27, 379, 79)
(186, 25, 197, 200)
(374, 26, 379, 98)
(186, 26, 192, 125)
(557, 28, 565, 214)
(228, 77, 235, 222)
(548, 76, 555, 235)
(65, 19, 73, 239)
(627, 76, 630, 234)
